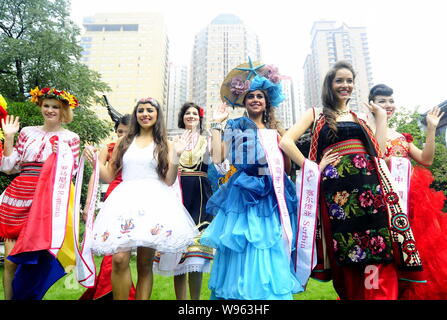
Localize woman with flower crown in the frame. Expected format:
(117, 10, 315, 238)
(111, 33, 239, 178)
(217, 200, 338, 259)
(199, 60, 303, 300)
(280, 61, 425, 300)
(0, 87, 80, 299)
(85, 97, 198, 300)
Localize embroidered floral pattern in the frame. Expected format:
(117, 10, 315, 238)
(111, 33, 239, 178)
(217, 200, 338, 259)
(359, 190, 374, 208)
(329, 203, 346, 220)
(150, 224, 163, 235)
(323, 164, 339, 179)
(352, 154, 367, 169)
(333, 228, 392, 264)
(101, 231, 110, 242)
(322, 152, 394, 265)
(334, 191, 350, 206)
(385, 136, 410, 158)
(324, 154, 384, 219)
(120, 219, 135, 234)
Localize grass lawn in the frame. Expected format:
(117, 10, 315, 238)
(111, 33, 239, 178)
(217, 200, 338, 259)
(0, 256, 338, 300)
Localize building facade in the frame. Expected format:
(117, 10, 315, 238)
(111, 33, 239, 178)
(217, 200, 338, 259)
(166, 63, 188, 135)
(80, 12, 169, 120)
(189, 14, 261, 124)
(303, 20, 373, 112)
(276, 78, 296, 130)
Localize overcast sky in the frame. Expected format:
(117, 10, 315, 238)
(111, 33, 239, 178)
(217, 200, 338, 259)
(70, 0, 446, 113)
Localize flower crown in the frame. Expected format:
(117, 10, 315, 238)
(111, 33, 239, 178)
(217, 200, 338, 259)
(29, 86, 79, 109)
(137, 97, 160, 108)
(220, 57, 288, 108)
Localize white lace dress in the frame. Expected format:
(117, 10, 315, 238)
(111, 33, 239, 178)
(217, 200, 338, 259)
(91, 140, 198, 256)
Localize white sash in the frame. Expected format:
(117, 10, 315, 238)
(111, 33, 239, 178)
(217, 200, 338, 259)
(258, 129, 292, 256)
(389, 157, 412, 214)
(49, 141, 74, 256)
(294, 159, 320, 288)
(73, 149, 99, 287)
(170, 169, 183, 203)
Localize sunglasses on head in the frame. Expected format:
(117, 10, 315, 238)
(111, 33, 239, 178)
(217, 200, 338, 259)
(137, 97, 160, 108)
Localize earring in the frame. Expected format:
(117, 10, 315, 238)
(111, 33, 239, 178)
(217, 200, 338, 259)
(263, 110, 268, 123)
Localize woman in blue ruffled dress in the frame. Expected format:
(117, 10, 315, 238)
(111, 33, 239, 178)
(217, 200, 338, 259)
(200, 61, 303, 300)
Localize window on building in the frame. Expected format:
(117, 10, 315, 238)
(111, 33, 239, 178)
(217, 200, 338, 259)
(123, 24, 138, 31)
(104, 24, 121, 31)
(85, 25, 103, 32)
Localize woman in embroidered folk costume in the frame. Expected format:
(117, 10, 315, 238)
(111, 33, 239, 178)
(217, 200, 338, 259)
(280, 61, 424, 300)
(86, 97, 197, 300)
(369, 84, 447, 300)
(80, 112, 135, 300)
(152, 102, 214, 300)
(0, 87, 80, 299)
(199, 59, 302, 300)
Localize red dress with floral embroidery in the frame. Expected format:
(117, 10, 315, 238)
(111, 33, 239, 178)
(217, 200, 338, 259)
(386, 133, 447, 300)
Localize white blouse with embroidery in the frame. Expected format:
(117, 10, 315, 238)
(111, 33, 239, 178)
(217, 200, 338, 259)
(0, 126, 80, 175)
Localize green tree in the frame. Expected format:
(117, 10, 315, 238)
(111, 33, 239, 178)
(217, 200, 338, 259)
(0, 0, 109, 106)
(389, 107, 447, 203)
(0, 0, 114, 202)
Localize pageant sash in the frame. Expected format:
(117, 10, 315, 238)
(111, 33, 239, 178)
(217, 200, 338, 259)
(389, 156, 412, 214)
(294, 159, 320, 288)
(73, 148, 99, 287)
(49, 137, 75, 256)
(374, 157, 422, 269)
(258, 129, 292, 256)
(171, 169, 183, 203)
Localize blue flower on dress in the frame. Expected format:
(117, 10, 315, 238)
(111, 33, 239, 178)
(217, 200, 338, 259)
(323, 165, 339, 179)
(348, 245, 366, 262)
(329, 203, 346, 220)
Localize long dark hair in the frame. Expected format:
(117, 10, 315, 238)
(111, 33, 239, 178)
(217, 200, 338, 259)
(243, 90, 284, 135)
(321, 61, 356, 139)
(114, 98, 169, 180)
(177, 102, 203, 133)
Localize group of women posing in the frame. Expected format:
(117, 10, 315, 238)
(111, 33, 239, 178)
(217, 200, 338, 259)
(1, 60, 446, 300)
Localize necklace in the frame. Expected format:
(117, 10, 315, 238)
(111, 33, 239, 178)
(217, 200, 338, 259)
(335, 109, 350, 116)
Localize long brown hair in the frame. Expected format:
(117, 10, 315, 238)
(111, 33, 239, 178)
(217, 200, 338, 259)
(114, 98, 169, 180)
(321, 61, 356, 139)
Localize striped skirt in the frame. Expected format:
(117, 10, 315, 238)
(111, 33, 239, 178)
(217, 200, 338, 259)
(0, 162, 43, 240)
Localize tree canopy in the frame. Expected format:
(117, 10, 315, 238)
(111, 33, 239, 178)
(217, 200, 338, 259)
(0, 0, 110, 106)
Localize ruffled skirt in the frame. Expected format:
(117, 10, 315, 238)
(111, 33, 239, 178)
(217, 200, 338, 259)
(92, 177, 198, 256)
(200, 170, 302, 300)
(399, 166, 447, 300)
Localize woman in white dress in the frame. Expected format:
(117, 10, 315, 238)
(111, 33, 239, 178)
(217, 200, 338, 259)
(87, 97, 198, 300)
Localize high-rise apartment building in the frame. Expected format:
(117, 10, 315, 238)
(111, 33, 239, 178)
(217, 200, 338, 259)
(166, 63, 188, 135)
(80, 12, 169, 120)
(276, 78, 296, 129)
(190, 14, 261, 123)
(303, 21, 373, 112)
